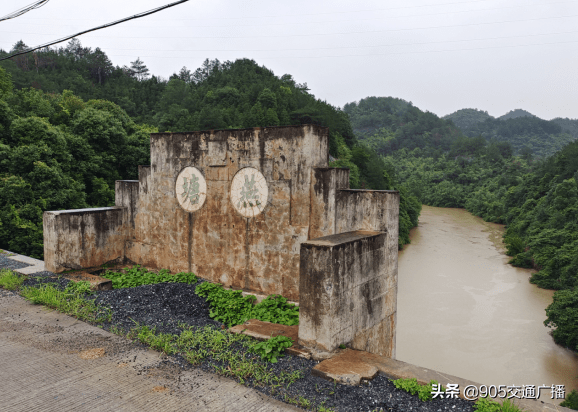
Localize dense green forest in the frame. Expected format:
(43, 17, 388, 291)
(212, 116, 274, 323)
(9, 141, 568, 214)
(1, 38, 575, 354)
(347, 96, 578, 352)
(0, 40, 420, 261)
(443, 108, 578, 158)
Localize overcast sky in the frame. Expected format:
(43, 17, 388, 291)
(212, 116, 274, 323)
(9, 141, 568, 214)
(1, 0, 577, 120)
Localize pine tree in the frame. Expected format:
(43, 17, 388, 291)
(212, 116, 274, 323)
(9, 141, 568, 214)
(128, 57, 150, 81)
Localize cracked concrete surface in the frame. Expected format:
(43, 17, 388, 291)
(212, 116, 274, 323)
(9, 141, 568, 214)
(0, 290, 300, 412)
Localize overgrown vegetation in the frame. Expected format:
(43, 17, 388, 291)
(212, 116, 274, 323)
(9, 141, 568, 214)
(20, 282, 111, 323)
(473, 397, 526, 412)
(346, 96, 578, 353)
(103, 265, 197, 289)
(64, 279, 94, 295)
(0, 42, 420, 259)
(0, 268, 25, 290)
(444, 108, 577, 158)
(391, 378, 443, 402)
(128, 322, 303, 387)
(195, 281, 299, 327)
(250, 335, 294, 363)
(560, 389, 578, 410)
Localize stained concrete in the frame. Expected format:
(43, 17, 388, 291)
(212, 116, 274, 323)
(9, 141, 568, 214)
(299, 230, 396, 358)
(0, 291, 300, 412)
(312, 349, 574, 411)
(43, 125, 400, 307)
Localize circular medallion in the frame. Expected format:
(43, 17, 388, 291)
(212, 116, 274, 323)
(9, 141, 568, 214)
(230, 167, 268, 217)
(175, 166, 207, 212)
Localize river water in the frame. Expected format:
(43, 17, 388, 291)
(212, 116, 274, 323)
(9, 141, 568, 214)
(397, 206, 578, 403)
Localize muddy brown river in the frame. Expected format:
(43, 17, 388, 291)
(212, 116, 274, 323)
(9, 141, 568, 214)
(397, 206, 578, 403)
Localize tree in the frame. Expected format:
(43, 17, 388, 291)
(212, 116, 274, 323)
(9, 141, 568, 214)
(177, 66, 192, 83)
(128, 57, 150, 81)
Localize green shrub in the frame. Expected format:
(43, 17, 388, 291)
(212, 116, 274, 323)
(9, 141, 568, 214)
(544, 288, 578, 350)
(560, 389, 578, 410)
(103, 265, 197, 288)
(250, 335, 293, 363)
(0, 269, 25, 290)
(195, 281, 299, 327)
(392, 378, 442, 401)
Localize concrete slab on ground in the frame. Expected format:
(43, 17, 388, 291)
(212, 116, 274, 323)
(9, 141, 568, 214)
(2, 250, 45, 274)
(313, 349, 573, 412)
(229, 319, 310, 359)
(0, 291, 300, 412)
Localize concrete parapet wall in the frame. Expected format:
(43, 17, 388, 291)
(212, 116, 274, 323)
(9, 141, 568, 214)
(298, 230, 396, 358)
(126, 125, 329, 301)
(115, 180, 139, 235)
(309, 168, 350, 239)
(43, 207, 126, 273)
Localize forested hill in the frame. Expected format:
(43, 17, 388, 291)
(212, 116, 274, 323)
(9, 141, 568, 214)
(0, 40, 421, 258)
(443, 108, 578, 158)
(343, 96, 462, 155)
(1, 40, 355, 148)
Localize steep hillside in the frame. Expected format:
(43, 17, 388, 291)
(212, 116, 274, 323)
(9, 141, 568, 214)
(552, 117, 578, 139)
(443, 108, 493, 130)
(344, 96, 462, 155)
(498, 109, 536, 120)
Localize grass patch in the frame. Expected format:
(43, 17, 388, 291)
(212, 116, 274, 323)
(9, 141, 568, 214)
(0, 269, 25, 290)
(103, 265, 197, 289)
(20, 283, 111, 323)
(64, 280, 94, 295)
(474, 397, 527, 411)
(392, 378, 444, 402)
(195, 281, 299, 326)
(128, 322, 303, 387)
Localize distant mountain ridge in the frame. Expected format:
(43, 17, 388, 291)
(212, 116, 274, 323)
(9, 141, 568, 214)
(443, 108, 578, 157)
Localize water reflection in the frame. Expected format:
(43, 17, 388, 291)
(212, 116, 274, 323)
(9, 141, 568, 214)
(397, 206, 578, 404)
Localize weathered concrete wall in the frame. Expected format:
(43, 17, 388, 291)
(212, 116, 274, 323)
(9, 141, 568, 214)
(42, 124, 401, 345)
(115, 180, 139, 238)
(336, 190, 400, 282)
(298, 230, 396, 358)
(125, 125, 329, 301)
(43, 208, 125, 272)
(309, 168, 350, 239)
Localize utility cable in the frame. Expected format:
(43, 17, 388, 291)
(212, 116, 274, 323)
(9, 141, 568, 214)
(0, 0, 189, 61)
(0, 0, 50, 22)
(4, 11, 577, 41)
(8, 0, 578, 30)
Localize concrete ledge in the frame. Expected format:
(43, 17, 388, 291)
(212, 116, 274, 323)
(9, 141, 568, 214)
(1, 250, 46, 275)
(43, 207, 126, 272)
(229, 319, 310, 359)
(313, 349, 573, 411)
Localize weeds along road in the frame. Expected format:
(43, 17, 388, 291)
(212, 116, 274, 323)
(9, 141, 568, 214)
(0, 289, 299, 412)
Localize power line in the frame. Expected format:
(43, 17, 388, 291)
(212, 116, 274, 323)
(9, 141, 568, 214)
(100, 38, 578, 60)
(0, 0, 190, 62)
(0, 0, 50, 22)
(8, 0, 566, 22)
(75, 29, 578, 53)
(3, 11, 577, 42)
(6, 0, 576, 30)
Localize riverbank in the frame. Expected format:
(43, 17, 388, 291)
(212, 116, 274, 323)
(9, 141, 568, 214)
(0, 252, 479, 412)
(397, 206, 578, 402)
